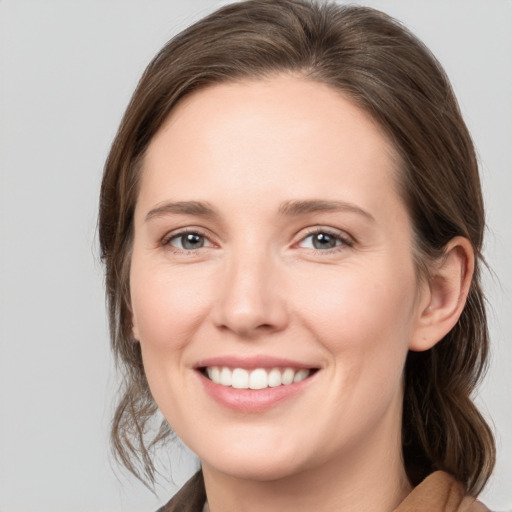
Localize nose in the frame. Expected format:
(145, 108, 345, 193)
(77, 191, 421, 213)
(212, 249, 289, 339)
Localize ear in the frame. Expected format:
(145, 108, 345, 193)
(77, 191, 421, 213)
(130, 307, 140, 342)
(132, 320, 140, 342)
(409, 236, 474, 352)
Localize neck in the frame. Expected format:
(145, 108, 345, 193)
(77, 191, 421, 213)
(202, 422, 412, 512)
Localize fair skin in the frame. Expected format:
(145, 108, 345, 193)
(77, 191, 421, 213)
(130, 76, 473, 512)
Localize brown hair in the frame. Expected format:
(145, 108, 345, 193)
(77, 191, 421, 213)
(99, 0, 495, 493)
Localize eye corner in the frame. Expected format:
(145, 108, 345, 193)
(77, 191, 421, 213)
(161, 227, 217, 253)
(294, 227, 355, 253)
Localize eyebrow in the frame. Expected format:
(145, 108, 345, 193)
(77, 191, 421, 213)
(278, 199, 375, 222)
(145, 199, 375, 223)
(145, 201, 218, 222)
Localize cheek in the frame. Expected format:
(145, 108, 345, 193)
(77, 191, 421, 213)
(298, 261, 416, 336)
(294, 260, 417, 385)
(129, 259, 215, 420)
(130, 260, 213, 352)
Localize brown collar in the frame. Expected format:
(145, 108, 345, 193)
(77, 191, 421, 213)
(158, 470, 488, 512)
(394, 471, 489, 512)
(157, 471, 206, 512)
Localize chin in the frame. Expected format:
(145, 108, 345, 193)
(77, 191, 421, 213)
(196, 435, 314, 482)
(205, 456, 305, 482)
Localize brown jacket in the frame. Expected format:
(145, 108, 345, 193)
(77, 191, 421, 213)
(157, 470, 489, 512)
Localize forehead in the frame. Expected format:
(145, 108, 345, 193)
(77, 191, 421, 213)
(138, 75, 403, 219)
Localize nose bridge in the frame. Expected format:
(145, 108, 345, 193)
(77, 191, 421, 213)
(213, 239, 288, 337)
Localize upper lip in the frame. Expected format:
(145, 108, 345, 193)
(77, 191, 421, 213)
(195, 355, 318, 370)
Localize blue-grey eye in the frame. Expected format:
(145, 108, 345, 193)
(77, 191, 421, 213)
(312, 233, 338, 249)
(171, 232, 206, 250)
(300, 232, 342, 250)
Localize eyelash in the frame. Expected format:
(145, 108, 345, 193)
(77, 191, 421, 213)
(297, 227, 354, 253)
(161, 227, 354, 254)
(162, 228, 214, 254)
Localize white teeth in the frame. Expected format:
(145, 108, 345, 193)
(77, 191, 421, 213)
(220, 367, 232, 386)
(281, 368, 295, 385)
(205, 366, 312, 389)
(293, 369, 309, 383)
(231, 368, 249, 389)
(211, 367, 220, 383)
(249, 368, 268, 390)
(268, 368, 282, 387)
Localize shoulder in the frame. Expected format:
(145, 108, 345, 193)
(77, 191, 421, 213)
(160, 470, 491, 512)
(394, 471, 490, 512)
(460, 497, 491, 512)
(156, 471, 206, 512)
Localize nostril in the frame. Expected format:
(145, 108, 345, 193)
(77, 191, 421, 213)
(211, 266, 289, 336)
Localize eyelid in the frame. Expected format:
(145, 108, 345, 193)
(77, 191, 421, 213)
(159, 225, 354, 253)
(294, 226, 354, 251)
(161, 227, 217, 251)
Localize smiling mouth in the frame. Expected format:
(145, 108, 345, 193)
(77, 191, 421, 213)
(201, 366, 317, 390)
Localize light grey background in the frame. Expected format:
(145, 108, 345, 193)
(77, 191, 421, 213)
(0, 1, 510, 511)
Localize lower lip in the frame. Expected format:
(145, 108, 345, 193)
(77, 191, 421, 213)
(197, 370, 316, 413)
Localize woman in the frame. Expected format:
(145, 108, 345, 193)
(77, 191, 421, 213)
(99, 1, 495, 510)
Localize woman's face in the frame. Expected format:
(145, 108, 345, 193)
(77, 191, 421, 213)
(130, 76, 429, 481)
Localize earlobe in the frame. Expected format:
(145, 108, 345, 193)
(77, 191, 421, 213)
(409, 236, 474, 352)
(127, 296, 140, 341)
(131, 311, 140, 342)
